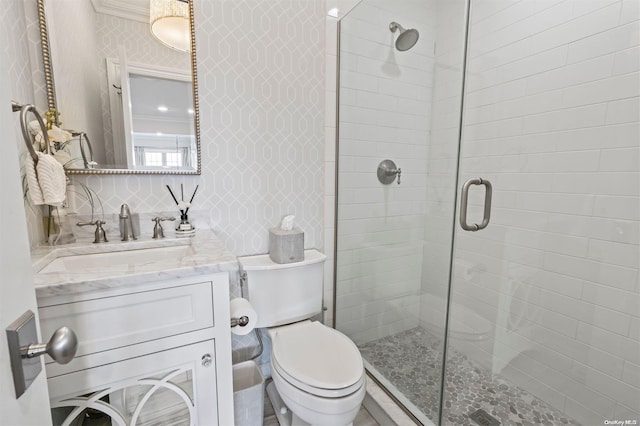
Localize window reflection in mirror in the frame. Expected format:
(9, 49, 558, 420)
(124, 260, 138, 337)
(128, 74, 196, 170)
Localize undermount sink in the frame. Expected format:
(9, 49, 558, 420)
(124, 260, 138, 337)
(38, 244, 195, 274)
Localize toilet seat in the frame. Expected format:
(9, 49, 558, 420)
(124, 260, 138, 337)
(272, 356, 366, 399)
(270, 321, 364, 398)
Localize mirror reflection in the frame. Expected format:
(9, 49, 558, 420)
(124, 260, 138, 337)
(129, 74, 196, 169)
(40, 0, 200, 174)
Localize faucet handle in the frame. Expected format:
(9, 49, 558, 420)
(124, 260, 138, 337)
(76, 220, 106, 227)
(151, 216, 176, 224)
(151, 217, 175, 239)
(76, 220, 108, 243)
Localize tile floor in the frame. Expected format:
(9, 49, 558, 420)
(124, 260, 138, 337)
(359, 327, 580, 426)
(263, 388, 379, 426)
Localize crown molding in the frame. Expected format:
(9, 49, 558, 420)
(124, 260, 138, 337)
(90, 0, 149, 23)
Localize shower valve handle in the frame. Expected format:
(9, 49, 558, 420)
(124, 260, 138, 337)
(386, 167, 402, 184)
(377, 160, 402, 185)
(394, 168, 402, 184)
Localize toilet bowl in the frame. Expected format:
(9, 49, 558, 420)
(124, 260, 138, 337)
(268, 321, 365, 425)
(238, 250, 366, 426)
(271, 368, 366, 426)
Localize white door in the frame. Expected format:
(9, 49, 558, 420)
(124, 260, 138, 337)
(106, 58, 129, 167)
(119, 48, 135, 169)
(0, 31, 53, 424)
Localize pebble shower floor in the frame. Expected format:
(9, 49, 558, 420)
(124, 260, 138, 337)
(358, 327, 581, 425)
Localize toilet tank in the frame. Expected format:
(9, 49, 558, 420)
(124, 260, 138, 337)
(238, 249, 327, 328)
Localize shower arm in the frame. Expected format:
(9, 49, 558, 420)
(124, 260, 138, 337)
(389, 21, 404, 32)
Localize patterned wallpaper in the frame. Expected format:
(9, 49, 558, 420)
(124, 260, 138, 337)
(2, 0, 45, 249)
(70, 0, 326, 256)
(7, 0, 326, 366)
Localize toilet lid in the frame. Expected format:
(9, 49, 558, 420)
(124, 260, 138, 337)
(271, 322, 364, 392)
(272, 356, 365, 398)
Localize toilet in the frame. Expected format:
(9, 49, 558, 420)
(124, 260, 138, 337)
(238, 249, 365, 426)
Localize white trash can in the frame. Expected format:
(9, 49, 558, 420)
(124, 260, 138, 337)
(233, 361, 265, 426)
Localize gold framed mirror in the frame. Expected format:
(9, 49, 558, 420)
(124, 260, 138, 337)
(36, 0, 201, 175)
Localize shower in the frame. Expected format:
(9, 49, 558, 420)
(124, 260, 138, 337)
(335, 0, 640, 425)
(389, 21, 419, 51)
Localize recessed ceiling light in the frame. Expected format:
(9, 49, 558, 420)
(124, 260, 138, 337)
(156, 132, 163, 136)
(187, 108, 194, 114)
(157, 105, 168, 112)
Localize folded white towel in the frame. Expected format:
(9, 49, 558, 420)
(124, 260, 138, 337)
(25, 151, 67, 206)
(25, 152, 44, 205)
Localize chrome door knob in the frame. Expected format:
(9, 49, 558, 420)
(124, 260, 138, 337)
(7, 311, 79, 397)
(22, 326, 78, 364)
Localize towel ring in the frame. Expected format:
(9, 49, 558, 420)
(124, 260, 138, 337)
(11, 101, 50, 163)
(75, 131, 94, 168)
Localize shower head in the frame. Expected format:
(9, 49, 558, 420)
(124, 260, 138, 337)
(389, 21, 419, 51)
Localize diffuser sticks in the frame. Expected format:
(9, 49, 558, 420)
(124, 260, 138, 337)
(166, 184, 198, 235)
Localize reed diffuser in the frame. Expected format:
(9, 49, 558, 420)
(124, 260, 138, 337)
(166, 184, 198, 236)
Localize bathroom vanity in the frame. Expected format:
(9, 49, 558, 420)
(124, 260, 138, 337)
(31, 232, 237, 425)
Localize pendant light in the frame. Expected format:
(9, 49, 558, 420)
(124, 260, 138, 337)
(150, 0, 190, 52)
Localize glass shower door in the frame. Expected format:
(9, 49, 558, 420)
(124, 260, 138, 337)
(334, 0, 469, 424)
(443, 1, 640, 425)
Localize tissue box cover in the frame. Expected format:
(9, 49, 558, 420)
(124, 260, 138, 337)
(269, 227, 304, 263)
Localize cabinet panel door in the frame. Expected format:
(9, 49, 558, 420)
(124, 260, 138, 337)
(47, 340, 218, 426)
(39, 281, 214, 360)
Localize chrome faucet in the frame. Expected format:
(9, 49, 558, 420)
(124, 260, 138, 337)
(77, 220, 108, 243)
(152, 217, 176, 239)
(119, 204, 137, 241)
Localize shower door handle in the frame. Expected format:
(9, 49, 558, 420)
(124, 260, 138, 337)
(459, 177, 492, 231)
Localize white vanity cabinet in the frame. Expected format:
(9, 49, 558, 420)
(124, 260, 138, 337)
(36, 272, 234, 426)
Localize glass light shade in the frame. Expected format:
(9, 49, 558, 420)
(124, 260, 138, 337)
(150, 0, 190, 52)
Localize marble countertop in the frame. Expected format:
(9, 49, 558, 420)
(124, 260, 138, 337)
(32, 230, 239, 298)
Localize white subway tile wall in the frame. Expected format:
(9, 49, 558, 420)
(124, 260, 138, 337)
(335, 0, 438, 344)
(448, 0, 639, 423)
(420, 0, 469, 338)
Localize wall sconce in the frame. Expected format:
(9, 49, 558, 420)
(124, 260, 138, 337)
(150, 0, 190, 52)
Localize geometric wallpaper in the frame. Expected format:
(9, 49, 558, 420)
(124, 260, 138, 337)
(2, 0, 44, 249)
(70, 0, 326, 256)
(7, 0, 326, 363)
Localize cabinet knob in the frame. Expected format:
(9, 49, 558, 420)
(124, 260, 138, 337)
(202, 353, 212, 367)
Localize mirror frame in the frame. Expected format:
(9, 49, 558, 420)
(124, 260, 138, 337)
(36, 0, 201, 175)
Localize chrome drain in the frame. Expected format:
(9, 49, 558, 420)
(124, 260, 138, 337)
(469, 408, 501, 425)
